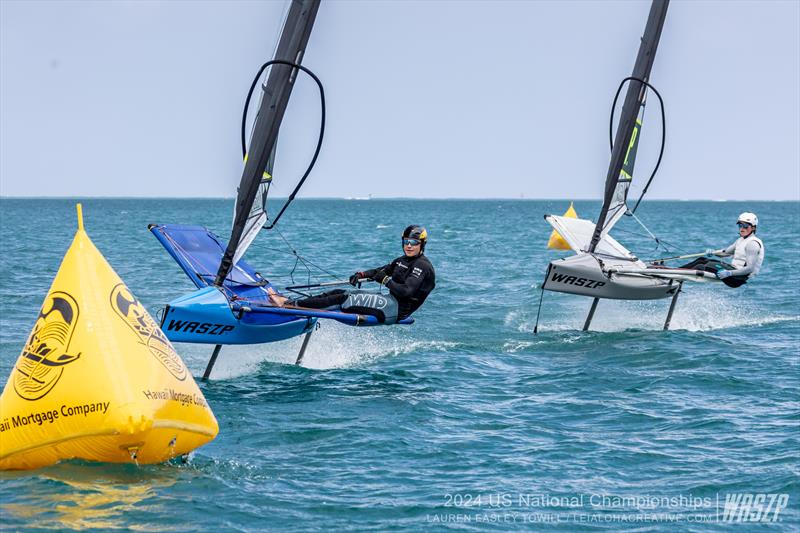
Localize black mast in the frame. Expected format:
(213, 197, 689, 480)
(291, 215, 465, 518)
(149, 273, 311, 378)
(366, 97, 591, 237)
(215, 0, 320, 286)
(588, 0, 668, 253)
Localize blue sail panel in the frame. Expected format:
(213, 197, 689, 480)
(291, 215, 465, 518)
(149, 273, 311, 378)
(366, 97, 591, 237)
(149, 224, 271, 301)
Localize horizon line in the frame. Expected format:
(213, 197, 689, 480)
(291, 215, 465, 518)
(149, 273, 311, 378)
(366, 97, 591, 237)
(0, 195, 798, 202)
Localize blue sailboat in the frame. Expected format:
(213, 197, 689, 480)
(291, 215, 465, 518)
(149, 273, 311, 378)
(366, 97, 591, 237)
(150, 0, 409, 378)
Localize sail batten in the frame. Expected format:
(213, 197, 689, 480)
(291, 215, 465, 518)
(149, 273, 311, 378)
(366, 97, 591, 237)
(588, 0, 669, 253)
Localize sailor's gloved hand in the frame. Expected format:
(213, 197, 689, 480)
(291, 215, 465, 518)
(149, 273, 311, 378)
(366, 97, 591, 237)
(716, 270, 732, 280)
(705, 249, 716, 257)
(371, 269, 390, 285)
(349, 272, 364, 286)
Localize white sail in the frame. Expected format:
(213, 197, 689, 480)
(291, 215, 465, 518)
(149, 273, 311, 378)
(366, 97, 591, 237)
(545, 214, 635, 259)
(231, 82, 278, 267)
(232, 173, 271, 266)
(600, 103, 645, 237)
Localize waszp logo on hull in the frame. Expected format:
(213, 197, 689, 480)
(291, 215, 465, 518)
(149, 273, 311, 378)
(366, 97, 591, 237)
(166, 320, 235, 335)
(550, 272, 606, 289)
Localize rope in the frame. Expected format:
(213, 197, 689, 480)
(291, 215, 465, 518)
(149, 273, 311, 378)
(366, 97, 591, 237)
(608, 76, 667, 215)
(235, 58, 335, 290)
(267, 224, 344, 288)
(628, 210, 661, 247)
(610, 223, 688, 256)
(217, 58, 325, 287)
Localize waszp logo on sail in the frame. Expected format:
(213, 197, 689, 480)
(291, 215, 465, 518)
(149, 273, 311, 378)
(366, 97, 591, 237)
(719, 493, 788, 523)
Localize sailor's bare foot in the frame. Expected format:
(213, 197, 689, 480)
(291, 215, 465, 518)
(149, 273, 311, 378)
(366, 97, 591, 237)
(267, 287, 289, 308)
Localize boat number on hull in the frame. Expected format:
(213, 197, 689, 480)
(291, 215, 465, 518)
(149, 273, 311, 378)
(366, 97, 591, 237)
(166, 320, 234, 335)
(550, 272, 606, 289)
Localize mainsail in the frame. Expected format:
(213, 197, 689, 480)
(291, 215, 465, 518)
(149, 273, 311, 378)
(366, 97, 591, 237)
(232, 142, 276, 267)
(588, 0, 668, 253)
(215, 0, 321, 286)
(600, 99, 646, 238)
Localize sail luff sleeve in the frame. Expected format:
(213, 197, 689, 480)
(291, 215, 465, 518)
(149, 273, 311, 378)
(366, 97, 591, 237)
(215, 0, 320, 286)
(588, 0, 668, 253)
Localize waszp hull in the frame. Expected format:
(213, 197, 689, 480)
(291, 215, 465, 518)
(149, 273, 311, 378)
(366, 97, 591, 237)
(160, 286, 315, 345)
(543, 254, 679, 300)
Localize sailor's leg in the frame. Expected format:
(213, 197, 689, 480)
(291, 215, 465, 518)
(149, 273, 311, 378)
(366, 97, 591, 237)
(583, 298, 600, 331)
(663, 282, 683, 330)
(267, 287, 289, 307)
(682, 258, 733, 275)
(293, 290, 348, 309)
(680, 257, 710, 270)
(202, 344, 223, 381)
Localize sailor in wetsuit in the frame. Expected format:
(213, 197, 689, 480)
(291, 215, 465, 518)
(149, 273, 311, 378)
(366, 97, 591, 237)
(680, 212, 765, 288)
(268, 225, 436, 323)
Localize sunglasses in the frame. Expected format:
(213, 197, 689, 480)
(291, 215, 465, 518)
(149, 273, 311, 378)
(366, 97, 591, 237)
(737, 222, 753, 229)
(402, 239, 421, 246)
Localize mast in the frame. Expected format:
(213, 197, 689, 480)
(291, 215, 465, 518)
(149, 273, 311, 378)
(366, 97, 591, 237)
(588, 0, 668, 253)
(215, 0, 321, 286)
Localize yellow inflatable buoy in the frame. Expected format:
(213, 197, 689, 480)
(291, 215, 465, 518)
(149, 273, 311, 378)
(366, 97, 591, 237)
(0, 205, 218, 470)
(547, 202, 578, 250)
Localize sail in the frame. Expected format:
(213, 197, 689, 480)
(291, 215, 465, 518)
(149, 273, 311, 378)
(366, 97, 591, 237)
(588, 0, 668, 253)
(232, 141, 276, 266)
(600, 102, 646, 238)
(545, 214, 635, 259)
(547, 202, 578, 250)
(215, 0, 320, 286)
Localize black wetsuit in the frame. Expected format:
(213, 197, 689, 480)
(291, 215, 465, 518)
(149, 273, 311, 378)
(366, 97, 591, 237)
(292, 253, 436, 321)
(364, 253, 436, 319)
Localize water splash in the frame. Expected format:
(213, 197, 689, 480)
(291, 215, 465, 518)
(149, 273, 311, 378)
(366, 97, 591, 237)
(174, 324, 459, 379)
(508, 289, 797, 334)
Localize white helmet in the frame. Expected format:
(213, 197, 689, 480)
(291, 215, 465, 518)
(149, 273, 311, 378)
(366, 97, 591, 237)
(737, 212, 758, 227)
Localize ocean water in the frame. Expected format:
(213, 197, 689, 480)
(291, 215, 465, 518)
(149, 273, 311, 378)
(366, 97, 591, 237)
(0, 198, 798, 531)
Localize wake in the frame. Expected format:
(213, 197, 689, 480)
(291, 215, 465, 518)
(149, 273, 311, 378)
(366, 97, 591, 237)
(510, 290, 797, 334)
(174, 324, 458, 379)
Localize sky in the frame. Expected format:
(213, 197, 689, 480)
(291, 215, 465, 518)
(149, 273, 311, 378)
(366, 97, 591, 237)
(1, 0, 798, 200)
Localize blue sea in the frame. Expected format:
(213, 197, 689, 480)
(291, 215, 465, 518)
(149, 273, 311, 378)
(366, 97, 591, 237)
(1, 198, 798, 531)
